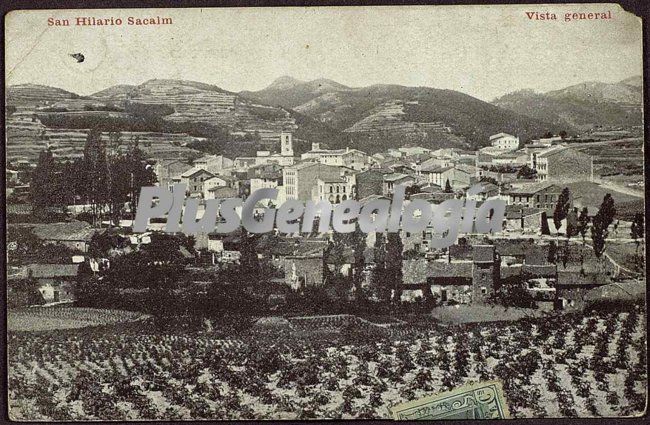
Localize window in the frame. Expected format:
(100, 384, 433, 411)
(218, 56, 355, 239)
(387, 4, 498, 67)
(481, 287, 487, 294)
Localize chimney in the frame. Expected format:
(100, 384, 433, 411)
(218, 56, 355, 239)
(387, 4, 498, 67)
(312, 142, 320, 151)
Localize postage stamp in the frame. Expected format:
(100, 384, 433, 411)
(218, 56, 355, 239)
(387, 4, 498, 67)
(391, 381, 511, 420)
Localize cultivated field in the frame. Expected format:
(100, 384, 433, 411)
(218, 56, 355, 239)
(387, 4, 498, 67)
(7, 306, 646, 420)
(7, 307, 149, 332)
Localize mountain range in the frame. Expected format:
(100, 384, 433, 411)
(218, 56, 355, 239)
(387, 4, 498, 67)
(6, 75, 642, 159)
(492, 77, 642, 131)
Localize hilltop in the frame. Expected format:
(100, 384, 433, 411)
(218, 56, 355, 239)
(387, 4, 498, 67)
(492, 77, 642, 131)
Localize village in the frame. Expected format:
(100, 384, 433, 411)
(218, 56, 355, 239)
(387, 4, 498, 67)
(6, 128, 645, 317)
(5, 4, 647, 421)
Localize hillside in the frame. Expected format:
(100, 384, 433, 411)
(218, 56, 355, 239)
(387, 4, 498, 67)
(91, 84, 137, 100)
(547, 81, 641, 104)
(241, 77, 353, 109)
(244, 79, 561, 150)
(8, 75, 635, 161)
(7, 84, 80, 112)
(89, 79, 298, 134)
(5, 79, 339, 162)
(493, 77, 642, 131)
(620, 75, 642, 87)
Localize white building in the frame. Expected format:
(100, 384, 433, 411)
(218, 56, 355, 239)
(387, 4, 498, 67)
(489, 133, 520, 150)
(301, 143, 370, 171)
(315, 177, 355, 204)
(202, 175, 234, 199)
(193, 155, 234, 174)
(235, 152, 295, 169)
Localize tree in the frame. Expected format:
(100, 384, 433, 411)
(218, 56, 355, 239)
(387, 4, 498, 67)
(591, 194, 616, 259)
(599, 194, 617, 229)
(540, 211, 551, 235)
(238, 227, 261, 273)
(350, 226, 367, 297)
(385, 232, 404, 304)
(479, 176, 499, 186)
(83, 129, 110, 226)
(444, 179, 453, 193)
(577, 207, 590, 244)
(591, 214, 608, 259)
(630, 213, 644, 255)
(126, 136, 156, 213)
(8, 277, 45, 308)
(566, 207, 578, 239)
(553, 187, 571, 234)
(30, 148, 62, 216)
(516, 164, 537, 180)
(326, 231, 350, 282)
(488, 276, 537, 309)
(547, 241, 557, 264)
(405, 184, 422, 197)
(88, 230, 128, 258)
(371, 233, 387, 300)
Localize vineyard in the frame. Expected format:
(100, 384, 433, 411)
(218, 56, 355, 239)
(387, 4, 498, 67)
(7, 306, 647, 420)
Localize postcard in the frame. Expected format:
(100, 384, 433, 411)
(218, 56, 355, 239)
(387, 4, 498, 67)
(5, 4, 646, 420)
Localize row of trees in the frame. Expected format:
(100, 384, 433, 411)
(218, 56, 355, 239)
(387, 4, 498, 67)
(545, 187, 644, 261)
(324, 225, 407, 307)
(30, 129, 156, 225)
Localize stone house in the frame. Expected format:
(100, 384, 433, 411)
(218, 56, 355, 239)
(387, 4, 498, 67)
(27, 263, 80, 303)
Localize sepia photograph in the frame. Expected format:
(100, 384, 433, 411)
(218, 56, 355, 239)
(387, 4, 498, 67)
(4, 3, 647, 420)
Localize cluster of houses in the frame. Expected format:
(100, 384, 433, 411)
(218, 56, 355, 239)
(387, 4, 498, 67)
(7, 130, 640, 311)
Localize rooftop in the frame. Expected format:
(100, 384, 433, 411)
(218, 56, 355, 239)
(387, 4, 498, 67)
(179, 167, 214, 178)
(507, 182, 560, 195)
(32, 220, 97, 242)
(489, 132, 516, 141)
(28, 263, 80, 278)
(383, 173, 413, 182)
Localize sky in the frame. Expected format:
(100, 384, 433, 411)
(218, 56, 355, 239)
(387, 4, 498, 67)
(5, 4, 643, 101)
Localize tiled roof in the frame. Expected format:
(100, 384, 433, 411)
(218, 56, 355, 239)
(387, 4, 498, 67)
(425, 166, 454, 174)
(28, 263, 80, 278)
(32, 221, 97, 242)
(359, 194, 390, 206)
(429, 261, 473, 278)
(489, 132, 515, 140)
(180, 167, 214, 178)
(507, 182, 559, 195)
(473, 245, 495, 263)
(504, 206, 544, 219)
(206, 174, 236, 183)
(556, 270, 609, 287)
(383, 173, 413, 182)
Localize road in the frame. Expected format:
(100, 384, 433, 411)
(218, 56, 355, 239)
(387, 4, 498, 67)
(592, 177, 644, 198)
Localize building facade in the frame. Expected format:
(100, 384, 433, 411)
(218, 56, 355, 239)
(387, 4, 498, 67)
(530, 145, 593, 183)
(489, 133, 520, 150)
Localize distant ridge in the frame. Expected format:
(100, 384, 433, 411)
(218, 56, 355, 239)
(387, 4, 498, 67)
(619, 75, 642, 87)
(9, 74, 636, 154)
(492, 76, 642, 130)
